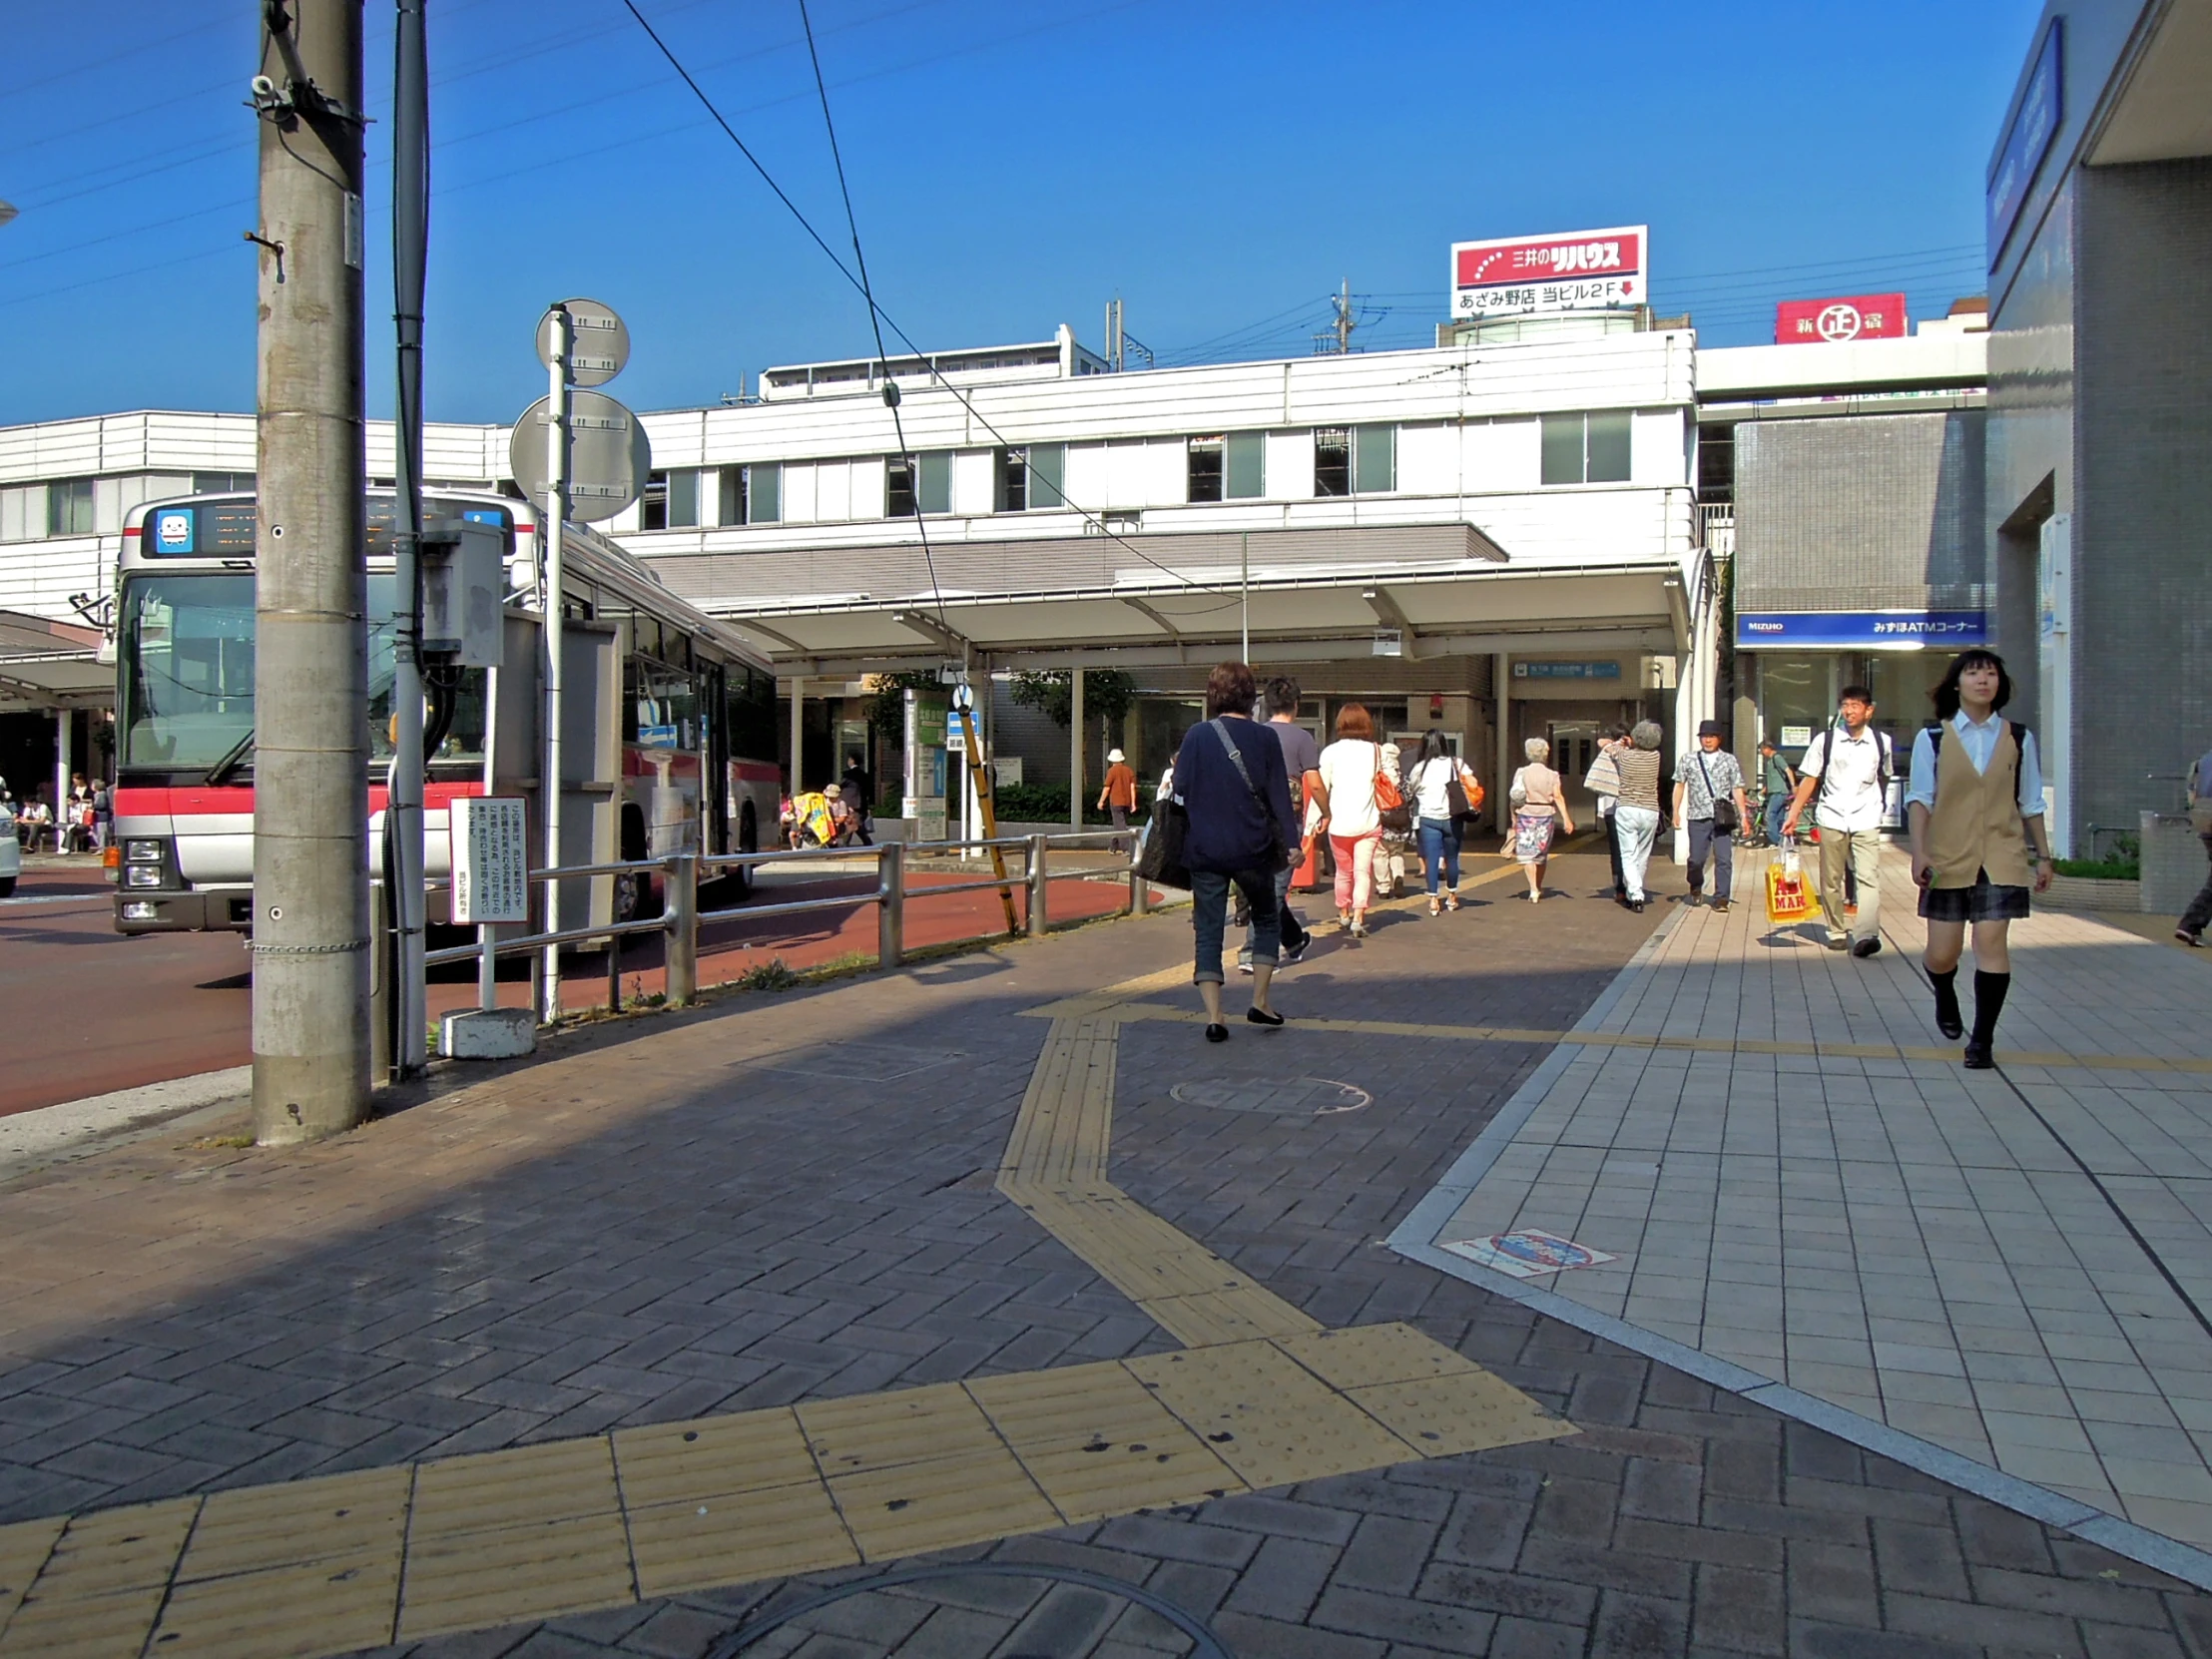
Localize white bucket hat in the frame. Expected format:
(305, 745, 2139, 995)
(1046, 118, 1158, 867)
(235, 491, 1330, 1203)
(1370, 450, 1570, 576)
(1107, 749, 1126, 763)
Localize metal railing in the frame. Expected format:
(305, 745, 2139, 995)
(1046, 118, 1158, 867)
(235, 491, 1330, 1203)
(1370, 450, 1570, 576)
(412, 828, 1147, 1031)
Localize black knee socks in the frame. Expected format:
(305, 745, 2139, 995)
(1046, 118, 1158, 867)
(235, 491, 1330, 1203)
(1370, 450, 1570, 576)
(1971, 970, 2011, 1047)
(1930, 968, 1960, 1034)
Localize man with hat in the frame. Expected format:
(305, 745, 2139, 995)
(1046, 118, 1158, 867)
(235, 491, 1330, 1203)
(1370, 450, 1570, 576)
(1097, 746, 1140, 849)
(1673, 719, 1749, 912)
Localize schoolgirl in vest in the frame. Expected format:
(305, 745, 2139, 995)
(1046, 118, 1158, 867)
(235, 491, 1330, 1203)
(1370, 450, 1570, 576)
(1906, 650, 2054, 1069)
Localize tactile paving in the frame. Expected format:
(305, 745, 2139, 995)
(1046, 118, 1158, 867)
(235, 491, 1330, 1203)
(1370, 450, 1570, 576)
(968, 1361, 1244, 1523)
(1127, 1343, 1411, 1490)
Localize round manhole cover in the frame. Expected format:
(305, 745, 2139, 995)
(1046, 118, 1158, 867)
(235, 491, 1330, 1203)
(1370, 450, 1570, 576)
(707, 1560, 1230, 1656)
(1170, 1076, 1371, 1116)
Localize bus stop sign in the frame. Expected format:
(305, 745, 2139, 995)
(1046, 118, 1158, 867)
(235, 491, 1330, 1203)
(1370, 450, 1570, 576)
(508, 391, 651, 523)
(534, 297, 629, 387)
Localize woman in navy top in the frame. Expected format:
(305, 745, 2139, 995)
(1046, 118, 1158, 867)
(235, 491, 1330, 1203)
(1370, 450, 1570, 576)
(1172, 661, 1298, 1043)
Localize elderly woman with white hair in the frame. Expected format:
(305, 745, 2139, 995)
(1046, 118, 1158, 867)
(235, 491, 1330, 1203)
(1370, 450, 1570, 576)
(1609, 721, 1667, 913)
(1507, 737, 1574, 901)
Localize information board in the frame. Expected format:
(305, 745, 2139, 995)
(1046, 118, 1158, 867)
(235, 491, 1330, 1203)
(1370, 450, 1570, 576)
(451, 796, 530, 924)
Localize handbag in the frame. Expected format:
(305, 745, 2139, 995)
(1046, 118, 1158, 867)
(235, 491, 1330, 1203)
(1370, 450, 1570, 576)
(1696, 751, 1739, 834)
(1443, 760, 1485, 823)
(1374, 744, 1412, 834)
(1134, 796, 1190, 887)
(1583, 749, 1622, 799)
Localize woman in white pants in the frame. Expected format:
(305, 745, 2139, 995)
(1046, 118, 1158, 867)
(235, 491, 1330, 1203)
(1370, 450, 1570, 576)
(1608, 721, 1666, 913)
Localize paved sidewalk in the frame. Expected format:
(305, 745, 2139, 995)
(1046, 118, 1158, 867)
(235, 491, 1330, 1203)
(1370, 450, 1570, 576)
(1, 847, 2209, 1656)
(1396, 843, 2212, 1573)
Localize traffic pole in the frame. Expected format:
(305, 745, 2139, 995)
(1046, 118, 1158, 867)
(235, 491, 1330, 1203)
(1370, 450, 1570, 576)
(541, 306, 568, 1020)
(251, 0, 371, 1142)
(388, 0, 429, 1078)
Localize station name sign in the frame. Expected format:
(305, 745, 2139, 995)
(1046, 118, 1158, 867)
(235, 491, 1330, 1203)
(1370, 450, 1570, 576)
(1987, 16, 2062, 262)
(1450, 226, 1647, 318)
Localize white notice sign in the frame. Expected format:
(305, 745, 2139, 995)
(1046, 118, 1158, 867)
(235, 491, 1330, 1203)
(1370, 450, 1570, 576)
(451, 796, 530, 923)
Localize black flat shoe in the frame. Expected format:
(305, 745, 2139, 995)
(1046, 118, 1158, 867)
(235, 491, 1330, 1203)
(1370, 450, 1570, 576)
(1205, 1023, 1229, 1043)
(1247, 1006, 1285, 1027)
(1962, 1041, 1994, 1070)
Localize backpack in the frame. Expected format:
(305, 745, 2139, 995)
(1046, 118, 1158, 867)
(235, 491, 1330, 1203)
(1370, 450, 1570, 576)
(1809, 724, 1894, 815)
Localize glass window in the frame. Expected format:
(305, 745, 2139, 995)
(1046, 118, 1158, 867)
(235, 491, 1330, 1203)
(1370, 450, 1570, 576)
(886, 455, 916, 518)
(1028, 442, 1066, 508)
(1187, 436, 1224, 504)
(1226, 431, 1265, 499)
(1314, 428, 1351, 497)
(1755, 654, 1828, 760)
(666, 468, 699, 528)
(747, 462, 780, 524)
(47, 477, 94, 536)
(996, 448, 1027, 512)
(119, 573, 256, 771)
(1540, 414, 1585, 485)
(640, 470, 669, 530)
(717, 465, 746, 526)
(917, 451, 951, 515)
(1586, 411, 1632, 482)
(192, 471, 254, 495)
(1354, 424, 1395, 493)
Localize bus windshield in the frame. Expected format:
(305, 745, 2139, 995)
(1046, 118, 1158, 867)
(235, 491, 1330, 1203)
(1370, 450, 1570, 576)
(119, 572, 484, 779)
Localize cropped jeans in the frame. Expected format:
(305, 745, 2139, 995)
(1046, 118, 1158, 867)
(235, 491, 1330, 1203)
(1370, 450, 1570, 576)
(1415, 817, 1462, 894)
(1192, 866, 1280, 985)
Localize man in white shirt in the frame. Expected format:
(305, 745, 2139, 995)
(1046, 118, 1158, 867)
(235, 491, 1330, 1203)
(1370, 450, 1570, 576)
(1784, 686, 1893, 957)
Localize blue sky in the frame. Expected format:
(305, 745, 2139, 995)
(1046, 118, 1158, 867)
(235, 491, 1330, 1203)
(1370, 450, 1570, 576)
(1, 0, 2038, 427)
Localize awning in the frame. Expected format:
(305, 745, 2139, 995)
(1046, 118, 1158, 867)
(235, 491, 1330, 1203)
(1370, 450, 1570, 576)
(644, 523, 1685, 674)
(0, 610, 108, 710)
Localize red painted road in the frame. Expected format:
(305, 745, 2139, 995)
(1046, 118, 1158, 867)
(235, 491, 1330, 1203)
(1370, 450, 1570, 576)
(0, 860, 1143, 1118)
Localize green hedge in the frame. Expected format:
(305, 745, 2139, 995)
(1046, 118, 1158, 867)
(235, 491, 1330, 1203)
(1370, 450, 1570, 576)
(2051, 856, 2140, 880)
(989, 783, 1116, 825)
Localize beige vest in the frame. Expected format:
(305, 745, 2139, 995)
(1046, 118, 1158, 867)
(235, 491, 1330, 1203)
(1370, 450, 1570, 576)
(1927, 720, 2032, 889)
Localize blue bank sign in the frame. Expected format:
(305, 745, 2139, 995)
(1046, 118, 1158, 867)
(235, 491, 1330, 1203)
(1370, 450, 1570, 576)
(1736, 612, 1988, 650)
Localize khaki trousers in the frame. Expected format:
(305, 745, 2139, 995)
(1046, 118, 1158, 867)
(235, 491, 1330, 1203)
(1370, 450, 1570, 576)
(1819, 828, 1884, 944)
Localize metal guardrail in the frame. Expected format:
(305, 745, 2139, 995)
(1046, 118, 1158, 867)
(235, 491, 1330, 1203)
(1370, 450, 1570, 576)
(424, 829, 1147, 1027)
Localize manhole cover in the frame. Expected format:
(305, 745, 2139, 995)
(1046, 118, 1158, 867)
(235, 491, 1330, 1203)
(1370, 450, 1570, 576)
(707, 1560, 1230, 1656)
(735, 1042, 966, 1082)
(1170, 1076, 1371, 1116)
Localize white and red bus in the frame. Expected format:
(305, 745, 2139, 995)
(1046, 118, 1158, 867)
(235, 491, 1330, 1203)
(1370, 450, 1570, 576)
(109, 487, 783, 936)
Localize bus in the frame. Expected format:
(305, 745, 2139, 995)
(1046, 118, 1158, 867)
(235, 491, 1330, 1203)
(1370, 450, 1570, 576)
(109, 487, 782, 936)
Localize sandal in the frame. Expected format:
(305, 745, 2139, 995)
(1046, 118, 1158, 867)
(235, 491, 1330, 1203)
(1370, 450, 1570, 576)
(1427, 896, 1441, 916)
(1443, 891, 1460, 911)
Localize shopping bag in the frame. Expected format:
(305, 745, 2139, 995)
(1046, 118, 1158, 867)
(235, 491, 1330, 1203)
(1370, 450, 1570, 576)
(1765, 845, 1815, 922)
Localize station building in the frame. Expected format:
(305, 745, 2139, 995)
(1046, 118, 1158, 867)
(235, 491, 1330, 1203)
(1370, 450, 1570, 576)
(0, 316, 1720, 830)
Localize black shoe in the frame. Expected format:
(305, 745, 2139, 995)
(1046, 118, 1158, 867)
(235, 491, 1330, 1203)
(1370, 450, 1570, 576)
(1931, 969, 1963, 1039)
(1282, 938, 1309, 965)
(1963, 1041, 1993, 1070)
(1247, 1006, 1285, 1027)
(1630, 898, 1646, 913)
(1206, 1023, 1229, 1044)
(1851, 937, 1881, 958)
(1685, 890, 1703, 906)
(2178, 929, 2204, 948)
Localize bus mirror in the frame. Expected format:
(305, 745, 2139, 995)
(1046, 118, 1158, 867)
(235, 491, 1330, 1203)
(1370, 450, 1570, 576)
(421, 518, 506, 667)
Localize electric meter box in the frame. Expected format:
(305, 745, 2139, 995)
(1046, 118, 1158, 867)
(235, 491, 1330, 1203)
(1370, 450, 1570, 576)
(420, 517, 507, 666)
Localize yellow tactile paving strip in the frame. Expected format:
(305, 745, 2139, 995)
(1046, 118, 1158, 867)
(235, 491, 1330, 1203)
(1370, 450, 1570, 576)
(0, 954, 1574, 1658)
(1045, 999, 2212, 1079)
(0, 1327, 1568, 1659)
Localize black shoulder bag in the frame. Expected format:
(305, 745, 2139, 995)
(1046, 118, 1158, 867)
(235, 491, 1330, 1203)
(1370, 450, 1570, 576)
(1695, 750, 1739, 833)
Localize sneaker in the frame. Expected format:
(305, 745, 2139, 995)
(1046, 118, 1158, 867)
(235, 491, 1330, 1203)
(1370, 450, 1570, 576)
(2178, 928, 2204, 948)
(1825, 936, 1850, 951)
(1282, 938, 1309, 965)
(1851, 937, 1881, 958)
(1236, 960, 1255, 975)
(1712, 899, 1730, 914)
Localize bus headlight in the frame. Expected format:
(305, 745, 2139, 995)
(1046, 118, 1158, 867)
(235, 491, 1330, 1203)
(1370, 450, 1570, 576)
(124, 865, 164, 888)
(126, 839, 164, 863)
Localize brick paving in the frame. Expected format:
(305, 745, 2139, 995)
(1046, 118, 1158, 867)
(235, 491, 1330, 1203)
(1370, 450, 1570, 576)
(2, 848, 2209, 1654)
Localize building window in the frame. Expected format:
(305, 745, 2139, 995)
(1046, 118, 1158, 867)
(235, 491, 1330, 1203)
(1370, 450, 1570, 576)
(717, 466, 746, 526)
(47, 477, 94, 536)
(887, 452, 949, 517)
(1187, 437, 1224, 503)
(747, 463, 780, 524)
(1697, 423, 1734, 506)
(995, 448, 1027, 512)
(1540, 410, 1633, 485)
(1226, 431, 1265, 499)
(1028, 442, 1065, 508)
(1354, 424, 1394, 493)
(640, 471, 668, 530)
(193, 471, 254, 495)
(1315, 429, 1351, 497)
(666, 468, 699, 529)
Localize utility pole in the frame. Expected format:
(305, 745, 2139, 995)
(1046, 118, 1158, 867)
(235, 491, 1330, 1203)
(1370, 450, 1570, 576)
(388, 0, 429, 1080)
(1337, 280, 1355, 353)
(251, 0, 370, 1142)
(541, 305, 569, 1019)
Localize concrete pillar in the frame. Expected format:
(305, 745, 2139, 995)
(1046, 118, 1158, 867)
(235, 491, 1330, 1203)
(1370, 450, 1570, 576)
(53, 708, 71, 837)
(1069, 668, 1085, 828)
(787, 676, 804, 792)
(1494, 654, 1511, 834)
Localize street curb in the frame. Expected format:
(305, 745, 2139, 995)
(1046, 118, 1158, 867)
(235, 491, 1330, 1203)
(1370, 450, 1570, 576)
(1384, 901, 2212, 1595)
(0, 1066, 253, 1181)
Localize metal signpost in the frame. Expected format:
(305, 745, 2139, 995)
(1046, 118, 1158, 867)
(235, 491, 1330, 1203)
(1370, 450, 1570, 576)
(509, 298, 644, 1021)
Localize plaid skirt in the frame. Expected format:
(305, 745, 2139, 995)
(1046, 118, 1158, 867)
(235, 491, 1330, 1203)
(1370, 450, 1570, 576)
(1919, 869, 2031, 923)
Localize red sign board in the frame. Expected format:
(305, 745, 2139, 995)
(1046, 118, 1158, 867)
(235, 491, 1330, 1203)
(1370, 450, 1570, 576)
(1450, 226, 1646, 318)
(1775, 293, 1908, 344)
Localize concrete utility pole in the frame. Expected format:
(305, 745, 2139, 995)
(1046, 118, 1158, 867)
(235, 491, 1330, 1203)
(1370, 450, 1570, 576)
(252, 0, 370, 1143)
